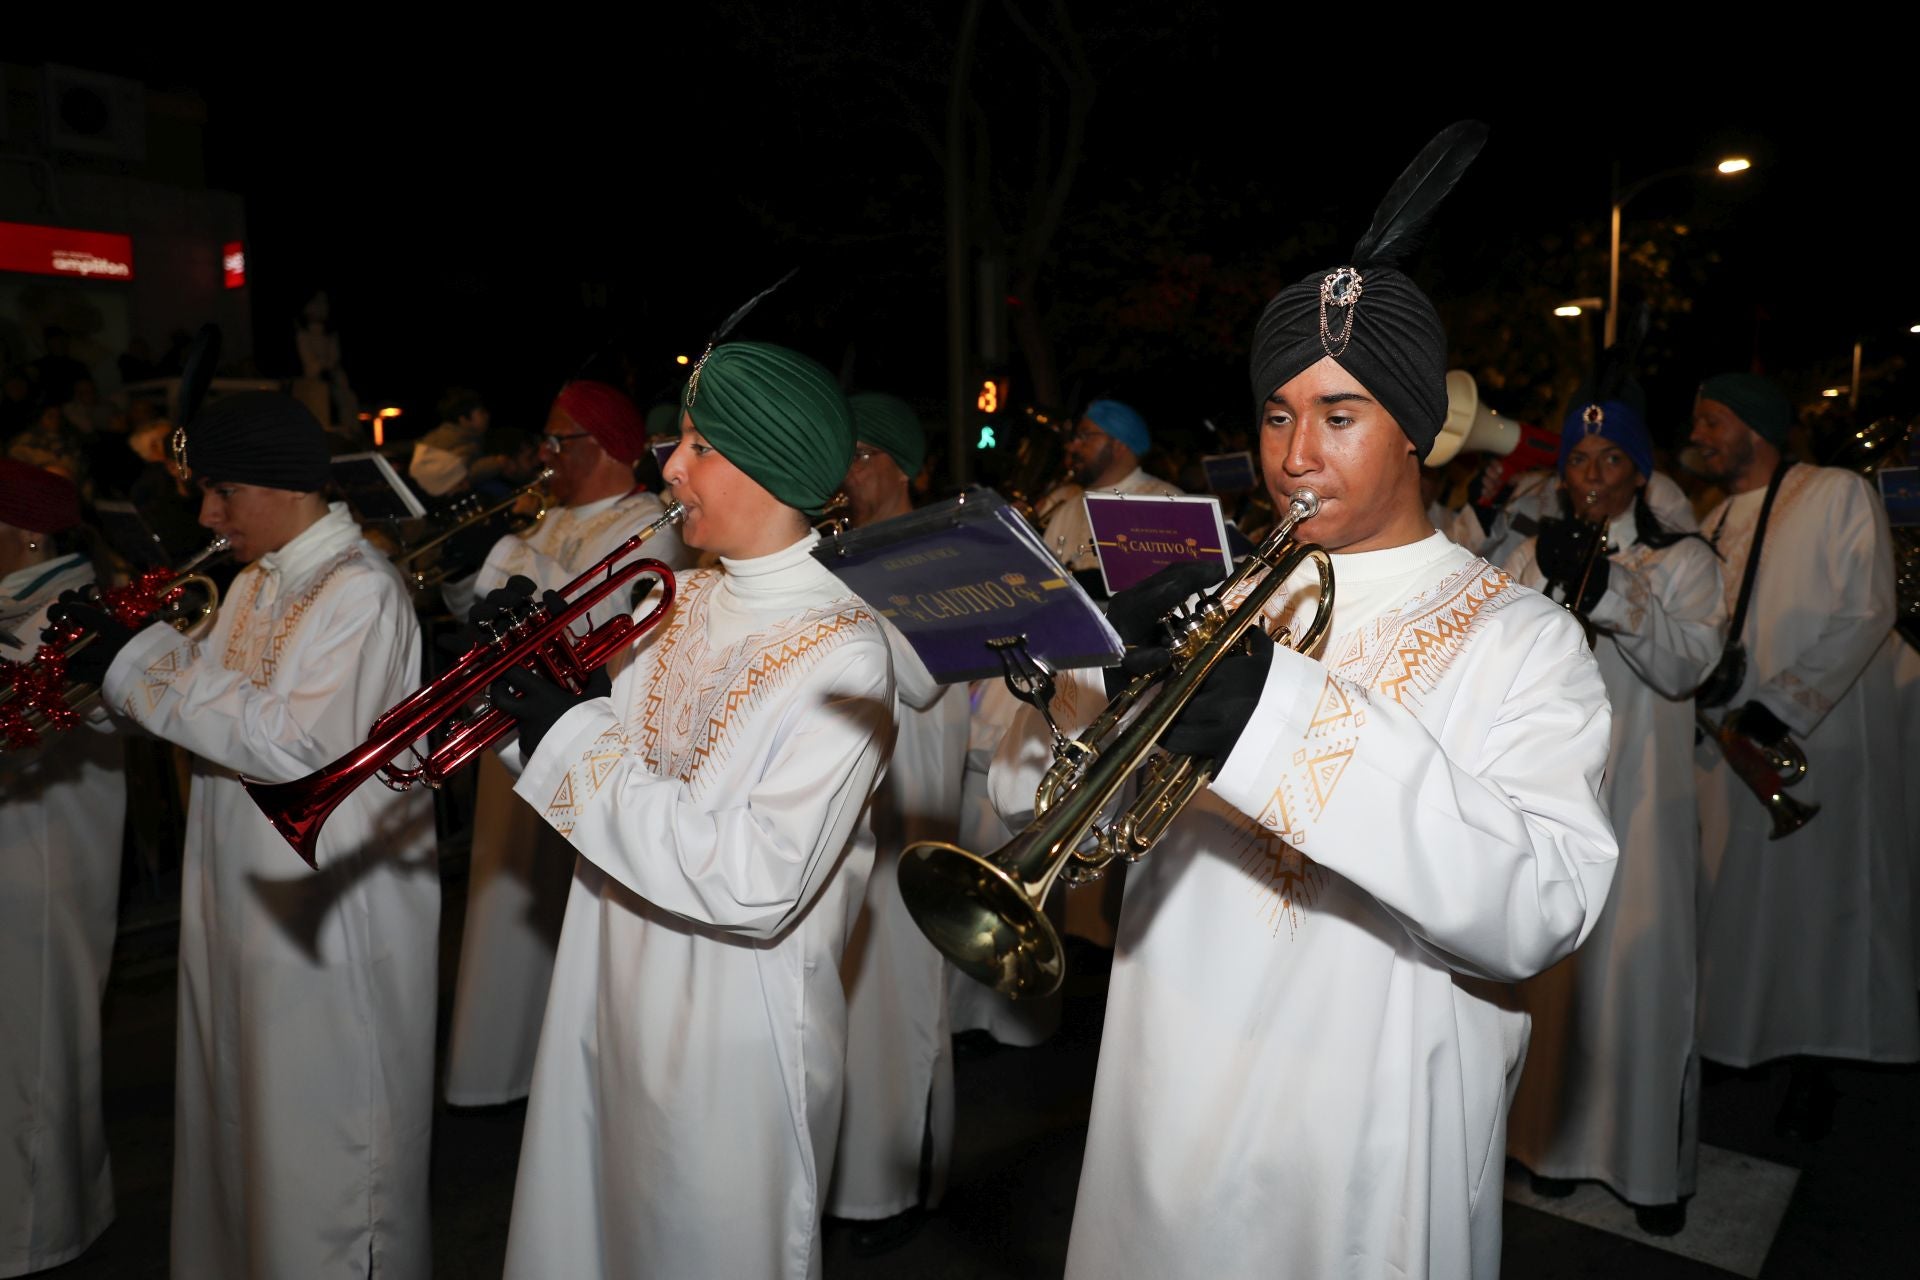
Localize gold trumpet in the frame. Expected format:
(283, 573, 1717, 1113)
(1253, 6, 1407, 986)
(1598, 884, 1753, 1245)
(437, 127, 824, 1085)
(1, 537, 229, 751)
(392, 468, 555, 591)
(898, 489, 1334, 998)
(244, 503, 683, 866)
(813, 491, 852, 537)
(1695, 707, 1818, 839)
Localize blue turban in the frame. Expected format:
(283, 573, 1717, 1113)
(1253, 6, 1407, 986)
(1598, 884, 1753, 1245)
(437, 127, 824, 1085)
(1558, 399, 1654, 480)
(1084, 399, 1151, 457)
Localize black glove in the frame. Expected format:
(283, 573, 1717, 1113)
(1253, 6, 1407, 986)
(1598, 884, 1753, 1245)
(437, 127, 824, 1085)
(1535, 518, 1610, 615)
(1159, 626, 1273, 762)
(490, 662, 612, 761)
(42, 590, 137, 687)
(1102, 560, 1227, 695)
(437, 575, 539, 656)
(1732, 699, 1791, 747)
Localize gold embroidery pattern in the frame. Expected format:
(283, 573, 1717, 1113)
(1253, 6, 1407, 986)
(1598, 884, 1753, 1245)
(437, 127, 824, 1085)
(220, 551, 364, 687)
(1235, 823, 1327, 938)
(1337, 562, 1521, 709)
(1710, 464, 1820, 624)
(622, 574, 880, 799)
(545, 723, 631, 837)
(1776, 669, 1831, 717)
(138, 645, 188, 713)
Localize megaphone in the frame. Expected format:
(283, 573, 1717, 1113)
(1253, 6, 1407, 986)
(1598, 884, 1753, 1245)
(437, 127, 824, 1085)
(1427, 370, 1520, 466)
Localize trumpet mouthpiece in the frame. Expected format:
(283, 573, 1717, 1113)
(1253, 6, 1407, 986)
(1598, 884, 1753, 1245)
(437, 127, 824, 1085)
(1289, 489, 1321, 519)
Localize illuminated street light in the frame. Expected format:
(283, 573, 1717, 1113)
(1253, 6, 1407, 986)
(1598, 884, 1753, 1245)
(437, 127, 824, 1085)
(1910, 324, 1920, 334)
(1554, 306, 1584, 317)
(1555, 296, 1604, 319)
(675, 354, 690, 365)
(1608, 156, 1752, 346)
(1822, 388, 1846, 398)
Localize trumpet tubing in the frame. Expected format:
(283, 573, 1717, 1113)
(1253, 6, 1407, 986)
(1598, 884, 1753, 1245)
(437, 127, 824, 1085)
(243, 502, 684, 867)
(1696, 708, 1818, 840)
(393, 468, 555, 590)
(899, 489, 1334, 998)
(0, 538, 229, 752)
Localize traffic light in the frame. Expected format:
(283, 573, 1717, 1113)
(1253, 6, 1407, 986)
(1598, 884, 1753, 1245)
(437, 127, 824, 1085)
(976, 425, 998, 450)
(976, 376, 1007, 415)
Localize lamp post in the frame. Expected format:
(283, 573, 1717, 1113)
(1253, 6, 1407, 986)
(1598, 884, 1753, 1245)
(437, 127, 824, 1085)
(1606, 156, 1750, 347)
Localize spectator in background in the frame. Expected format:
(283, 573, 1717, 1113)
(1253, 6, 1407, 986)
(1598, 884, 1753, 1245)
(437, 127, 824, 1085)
(7, 401, 90, 493)
(468, 425, 543, 499)
(408, 389, 492, 500)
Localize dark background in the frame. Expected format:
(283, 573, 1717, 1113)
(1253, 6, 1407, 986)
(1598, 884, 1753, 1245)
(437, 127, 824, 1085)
(29, 15, 1918, 454)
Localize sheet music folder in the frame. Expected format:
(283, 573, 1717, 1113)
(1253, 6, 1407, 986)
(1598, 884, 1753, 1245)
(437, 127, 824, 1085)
(813, 487, 1122, 683)
(331, 452, 428, 522)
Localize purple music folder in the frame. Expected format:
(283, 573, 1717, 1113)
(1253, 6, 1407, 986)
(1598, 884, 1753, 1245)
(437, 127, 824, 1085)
(650, 439, 677, 473)
(1085, 492, 1232, 596)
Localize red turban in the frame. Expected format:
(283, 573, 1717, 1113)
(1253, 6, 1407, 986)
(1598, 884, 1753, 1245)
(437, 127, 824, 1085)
(0, 458, 82, 535)
(554, 380, 647, 464)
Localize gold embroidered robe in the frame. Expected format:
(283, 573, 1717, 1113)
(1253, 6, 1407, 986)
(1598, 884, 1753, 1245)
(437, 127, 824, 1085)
(100, 504, 438, 1279)
(445, 487, 689, 1106)
(990, 531, 1616, 1280)
(504, 534, 892, 1280)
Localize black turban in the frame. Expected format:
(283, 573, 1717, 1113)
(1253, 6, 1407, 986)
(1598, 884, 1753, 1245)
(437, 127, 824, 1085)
(1250, 266, 1449, 457)
(1248, 121, 1488, 459)
(180, 391, 332, 491)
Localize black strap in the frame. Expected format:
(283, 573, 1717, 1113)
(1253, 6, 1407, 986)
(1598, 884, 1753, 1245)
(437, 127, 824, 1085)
(1696, 459, 1791, 707)
(1716, 457, 1792, 643)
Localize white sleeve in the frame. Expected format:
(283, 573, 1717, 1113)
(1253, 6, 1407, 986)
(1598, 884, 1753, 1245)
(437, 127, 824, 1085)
(514, 641, 893, 939)
(1211, 609, 1617, 982)
(985, 665, 1105, 832)
(100, 578, 419, 783)
(1752, 473, 1896, 735)
(1587, 538, 1727, 699)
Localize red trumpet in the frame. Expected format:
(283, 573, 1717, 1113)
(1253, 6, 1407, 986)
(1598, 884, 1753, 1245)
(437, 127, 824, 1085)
(243, 503, 683, 866)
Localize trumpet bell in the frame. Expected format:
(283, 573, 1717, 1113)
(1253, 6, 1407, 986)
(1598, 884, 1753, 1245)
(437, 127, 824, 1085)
(898, 840, 1064, 998)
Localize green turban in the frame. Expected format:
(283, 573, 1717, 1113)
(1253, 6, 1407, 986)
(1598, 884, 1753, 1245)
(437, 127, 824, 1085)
(682, 342, 853, 514)
(849, 391, 927, 478)
(1699, 372, 1794, 446)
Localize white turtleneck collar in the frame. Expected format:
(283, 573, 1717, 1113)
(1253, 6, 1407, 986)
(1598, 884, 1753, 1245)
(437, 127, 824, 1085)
(703, 530, 847, 645)
(1326, 529, 1462, 583)
(256, 502, 363, 583)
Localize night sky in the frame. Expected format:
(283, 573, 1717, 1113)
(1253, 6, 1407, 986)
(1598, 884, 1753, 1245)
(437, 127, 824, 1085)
(29, 20, 1918, 453)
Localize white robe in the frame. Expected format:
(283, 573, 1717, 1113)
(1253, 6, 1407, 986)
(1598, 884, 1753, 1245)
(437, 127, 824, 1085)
(1695, 464, 1919, 1066)
(1037, 466, 1183, 571)
(0, 556, 125, 1278)
(100, 504, 439, 1279)
(504, 533, 893, 1280)
(1505, 514, 1727, 1205)
(992, 532, 1617, 1280)
(830, 628, 969, 1219)
(443, 488, 688, 1106)
(1896, 636, 1920, 986)
(947, 679, 1063, 1046)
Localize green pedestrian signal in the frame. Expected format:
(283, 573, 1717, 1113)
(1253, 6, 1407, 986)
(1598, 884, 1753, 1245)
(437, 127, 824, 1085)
(976, 426, 997, 450)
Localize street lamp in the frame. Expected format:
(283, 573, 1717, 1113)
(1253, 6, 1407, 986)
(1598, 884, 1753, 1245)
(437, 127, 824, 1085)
(1554, 296, 1605, 318)
(1607, 155, 1751, 346)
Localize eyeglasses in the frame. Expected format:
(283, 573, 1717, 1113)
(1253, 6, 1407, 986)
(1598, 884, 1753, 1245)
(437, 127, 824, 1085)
(851, 446, 882, 465)
(541, 431, 591, 451)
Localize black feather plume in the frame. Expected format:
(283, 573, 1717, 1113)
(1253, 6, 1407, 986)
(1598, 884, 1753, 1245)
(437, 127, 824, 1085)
(1349, 121, 1489, 268)
(1581, 302, 1653, 412)
(175, 323, 222, 427)
(707, 267, 798, 346)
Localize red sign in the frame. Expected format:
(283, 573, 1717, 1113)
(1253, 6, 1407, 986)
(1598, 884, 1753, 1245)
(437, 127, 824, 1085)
(223, 241, 246, 289)
(0, 220, 135, 280)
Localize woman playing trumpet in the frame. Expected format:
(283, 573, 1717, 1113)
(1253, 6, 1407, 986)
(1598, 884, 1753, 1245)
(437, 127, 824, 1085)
(1504, 398, 1727, 1234)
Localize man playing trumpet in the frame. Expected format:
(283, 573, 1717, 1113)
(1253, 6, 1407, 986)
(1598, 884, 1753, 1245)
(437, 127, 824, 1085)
(442, 379, 691, 1108)
(47, 393, 438, 1278)
(491, 343, 895, 1279)
(988, 124, 1617, 1278)
(1687, 373, 1917, 1139)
